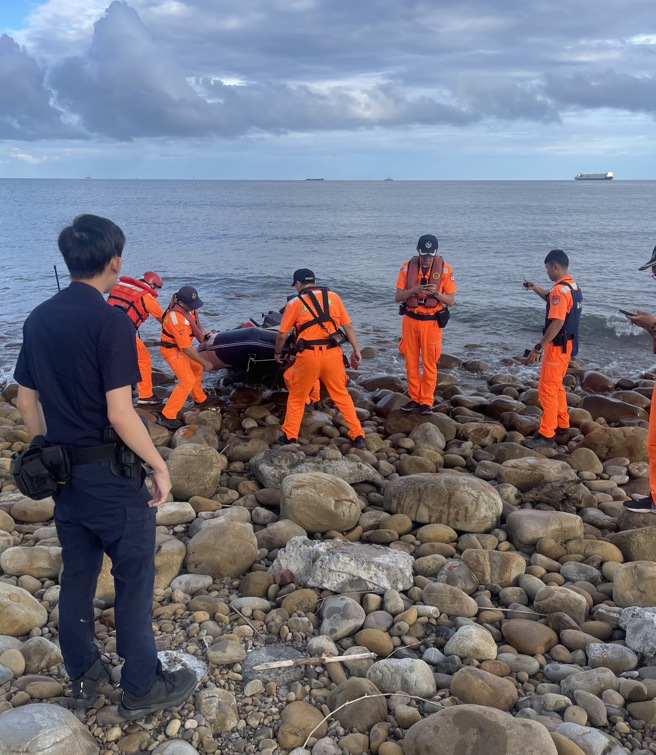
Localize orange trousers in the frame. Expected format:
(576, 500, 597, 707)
(399, 317, 443, 406)
(538, 341, 573, 438)
(284, 365, 320, 405)
(649, 381, 656, 496)
(160, 347, 207, 420)
(282, 347, 363, 441)
(136, 336, 153, 399)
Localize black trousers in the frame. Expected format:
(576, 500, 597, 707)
(54, 463, 158, 696)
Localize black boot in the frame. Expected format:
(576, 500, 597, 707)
(118, 664, 197, 721)
(70, 656, 111, 709)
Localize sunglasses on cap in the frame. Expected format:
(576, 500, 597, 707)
(418, 249, 437, 257)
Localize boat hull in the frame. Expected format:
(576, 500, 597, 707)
(198, 326, 289, 376)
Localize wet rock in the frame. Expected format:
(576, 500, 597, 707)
(580, 395, 647, 423)
(167, 445, 227, 499)
(281, 473, 362, 533)
(170, 423, 219, 449)
(451, 667, 518, 711)
(360, 375, 405, 392)
(408, 423, 446, 450)
(186, 519, 258, 578)
(0, 582, 47, 636)
(403, 705, 557, 755)
(384, 473, 502, 533)
(0, 703, 99, 754)
(270, 537, 414, 593)
(581, 371, 615, 392)
(384, 410, 457, 441)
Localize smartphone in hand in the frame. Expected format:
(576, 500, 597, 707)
(619, 309, 635, 317)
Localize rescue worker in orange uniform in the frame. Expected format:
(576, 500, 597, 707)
(274, 269, 366, 447)
(622, 245, 656, 513)
(108, 272, 164, 405)
(524, 249, 582, 449)
(395, 235, 456, 414)
(158, 286, 213, 431)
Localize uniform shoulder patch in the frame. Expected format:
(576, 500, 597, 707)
(552, 295, 561, 305)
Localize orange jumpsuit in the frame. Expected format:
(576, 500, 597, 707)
(280, 289, 363, 441)
(136, 294, 164, 399)
(396, 261, 457, 406)
(159, 309, 207, 420)
(284, 366, 320, 406)
(538, 275, 578, 438)
(650, 382, 656, 497)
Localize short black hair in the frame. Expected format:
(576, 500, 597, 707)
(58, 214, 126, 280)
(544, 248, 569, 268)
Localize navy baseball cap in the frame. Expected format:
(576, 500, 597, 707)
(176, 285, 203, 309)
(417, 234, 439, 255)
(291, 268, 316, 286)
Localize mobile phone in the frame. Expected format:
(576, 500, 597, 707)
(523, 349, 532, 357)
(618, 309, 634, 317)
(522, 281, 530, 289)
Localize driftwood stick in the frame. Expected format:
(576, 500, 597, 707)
(253, 651, 375, 672)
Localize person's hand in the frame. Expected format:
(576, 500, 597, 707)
(627, 309, 656, 333)
(350, 351, 362, 369)
(527, 348, 542, 363)
(274, 351, 284, 364)
(202, 359, 213, 373)
(524, 279, 535, 290)
(148, 465, 171, 507)
(423, 284, 438, 295)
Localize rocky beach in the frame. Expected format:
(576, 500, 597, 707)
(1, 348, 656, 755)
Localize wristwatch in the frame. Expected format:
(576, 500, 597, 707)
(534, 343, 544, 352)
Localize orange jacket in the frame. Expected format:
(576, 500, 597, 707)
(396, 260, 457, 315)
(161, 308, 202, 350)
(108, 277, 163, 329)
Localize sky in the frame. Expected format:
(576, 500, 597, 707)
(0, 0, 655, 180)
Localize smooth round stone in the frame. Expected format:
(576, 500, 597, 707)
(170, 574, 213, 593)
(560, 562, 602, 586)
(207, 639, 246, 665)
(496, 653, 540, 676)
(354, 629, 394, 657)
(501, 619, 558, 655)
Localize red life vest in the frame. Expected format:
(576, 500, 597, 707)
(405, 256, 445, 310)
(160, 305, 204, 348)
(107, 277, 157, 329)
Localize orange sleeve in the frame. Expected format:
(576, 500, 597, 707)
(547, 287, 570, 320)
(280, 299, 302, 333)
(144, 294, 164, 321)
(441, 263, 457, 295)
(396, 264, 408, 290)
(166, 312, 194, 349)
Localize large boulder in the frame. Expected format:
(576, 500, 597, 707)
(402, 705, 557, 755)
(270, 537, 414, 593)
(613, 562, 656, 608)
(167, 445, 227, 499)
(0, 703, 99, 754)
(580, 395, 648, 423)
(154, 534, 186, 589)
(422, 582, 478, 617)
(609, 527, 656, 562)
(384, 410, 457, 441)
(169, 423, 219, 449)
(250, 448, 383, 489)
(576, 426, 648, 462)
(383, 473, 502, 533)
(366, 658, 436, 697)
(280, 473, 362, 533)
(0, 582, 47, 636)
(450, 667, 518, 711)
(460, 549, 526, 587)
(0, 546, 62, 579)
(186, 519, 258, 578)
(9, 498, 55, 523)
(497, 457, 577, 493)
(327, 677, 387, 733)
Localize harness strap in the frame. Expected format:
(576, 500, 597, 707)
(296, 288, 338, 335)
(404, 310, 441, 322)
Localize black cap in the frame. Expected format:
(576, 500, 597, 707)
(176, 285, 203, 309)
(417, 234, 439, 254)
(291, 268, 316, 286)
(639, 245, 656, 271)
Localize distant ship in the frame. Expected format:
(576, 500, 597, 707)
(305, 177, 324, 181)
(384, 177, 394, 181)
(574, 172, 613, 181)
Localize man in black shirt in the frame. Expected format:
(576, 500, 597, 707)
(14, 214, 196, 719)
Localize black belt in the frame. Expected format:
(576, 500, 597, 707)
(67, 443, 118, 466)
(404, 310, 441, 321)
(160, 341, 177, 349)
(297, 338, 339, 351)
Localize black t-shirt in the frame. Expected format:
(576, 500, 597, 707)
(14, 282, 140, 447)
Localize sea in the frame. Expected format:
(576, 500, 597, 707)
(1, 179, 656, 389)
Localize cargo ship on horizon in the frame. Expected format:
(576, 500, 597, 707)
(574, 172, 613, 181)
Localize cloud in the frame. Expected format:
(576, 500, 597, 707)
(0, 34, 76, 140)
(545, 70, 656, 116)
(6, 147, 47, 165)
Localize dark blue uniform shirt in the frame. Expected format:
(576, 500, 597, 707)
(14, 282, 140, 447)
